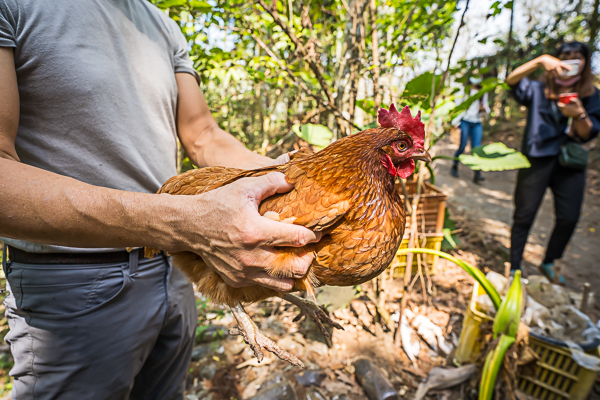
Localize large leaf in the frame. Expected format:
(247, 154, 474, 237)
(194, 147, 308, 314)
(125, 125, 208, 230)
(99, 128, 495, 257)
(155, 0, 187, 8)
(190, 0, 212, 11)
(355, 99, 377, 117)
(459, 142, 531, 171)
(402, 72, 442, 110)
(292, 124, 333, 148)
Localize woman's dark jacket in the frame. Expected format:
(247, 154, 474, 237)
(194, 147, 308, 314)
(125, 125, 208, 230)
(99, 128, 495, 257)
(510, 78, 600, 157)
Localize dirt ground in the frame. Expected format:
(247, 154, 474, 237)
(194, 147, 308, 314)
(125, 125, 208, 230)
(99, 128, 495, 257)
(183, 257, 479, 400)
(433, 128, 600, 306)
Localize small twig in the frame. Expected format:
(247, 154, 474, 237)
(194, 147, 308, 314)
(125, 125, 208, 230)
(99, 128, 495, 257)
(365, 291, 393, 331)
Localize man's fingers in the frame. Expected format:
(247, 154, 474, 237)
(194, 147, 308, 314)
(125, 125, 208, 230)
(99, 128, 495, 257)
(244, 172, 294, 204)
(274, 153, 291, 165)
(252, 273, 294, 292)
(259, 218, 322, 247)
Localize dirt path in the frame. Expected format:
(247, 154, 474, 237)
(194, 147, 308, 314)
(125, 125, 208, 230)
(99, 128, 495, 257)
(432, 133, 600, 302)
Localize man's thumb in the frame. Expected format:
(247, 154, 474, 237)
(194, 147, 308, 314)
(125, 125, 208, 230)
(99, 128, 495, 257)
(249, 172, 294, 203)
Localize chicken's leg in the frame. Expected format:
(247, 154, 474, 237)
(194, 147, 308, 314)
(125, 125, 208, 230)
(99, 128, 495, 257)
(229, 303, 304, 367)
(282, 293, 344, 340)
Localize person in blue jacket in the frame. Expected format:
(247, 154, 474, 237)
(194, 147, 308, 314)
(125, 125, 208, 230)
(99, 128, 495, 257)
(506, 42, 600, 282)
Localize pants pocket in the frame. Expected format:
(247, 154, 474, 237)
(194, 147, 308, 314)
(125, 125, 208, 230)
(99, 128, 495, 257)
(6, 262, 129, 319)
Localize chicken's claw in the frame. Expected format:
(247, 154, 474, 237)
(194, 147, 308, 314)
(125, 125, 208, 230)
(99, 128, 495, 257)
(283, 293, 344, 342)
(230, 304, 304, 367)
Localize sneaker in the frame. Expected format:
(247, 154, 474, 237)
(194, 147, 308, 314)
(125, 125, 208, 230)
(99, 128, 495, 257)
(473, 171, 485, 184)
(450, 165, 459, 178)
(539, 262, 565, 284)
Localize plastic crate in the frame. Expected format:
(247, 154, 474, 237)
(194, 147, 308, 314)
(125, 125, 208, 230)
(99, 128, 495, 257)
(455, 282, 600, 400)
(388, 234, 444, 277)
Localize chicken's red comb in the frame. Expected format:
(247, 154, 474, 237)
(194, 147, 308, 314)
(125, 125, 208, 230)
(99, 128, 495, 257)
(377, 104, 425, 148)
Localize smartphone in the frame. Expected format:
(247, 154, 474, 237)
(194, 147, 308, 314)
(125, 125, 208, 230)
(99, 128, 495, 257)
(559, 92, 578, 104)
(560, 59, 580, 77)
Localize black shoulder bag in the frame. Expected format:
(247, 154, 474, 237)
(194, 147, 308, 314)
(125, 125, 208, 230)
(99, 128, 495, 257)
(551, 101, 589, 170)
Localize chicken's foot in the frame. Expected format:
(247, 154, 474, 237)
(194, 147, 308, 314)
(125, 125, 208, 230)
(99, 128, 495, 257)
(282, 293, 344, 341)
(229, 303, 304, 367)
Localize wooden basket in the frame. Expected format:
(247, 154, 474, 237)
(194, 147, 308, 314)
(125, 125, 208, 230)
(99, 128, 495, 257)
(386, 181, 448, 276)
(396, 180, 447, 234)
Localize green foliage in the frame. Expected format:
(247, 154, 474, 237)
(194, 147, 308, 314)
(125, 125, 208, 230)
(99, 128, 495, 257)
(480, 270, 523, 400)
(441, 209, 459, 251)
(459, 142, 530, 171)
(493, 270, 523, 339)
(402, 72, 442, 110)
(149, 0, 461, 152)
(396, 248, 502, 310)
(480, 334, 516, 400)
(292, 124, 333, 148)
(448, 78, 506, 120)
(355, 99, 377, 118)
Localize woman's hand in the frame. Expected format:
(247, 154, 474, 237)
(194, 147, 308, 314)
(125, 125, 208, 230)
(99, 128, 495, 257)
(557, 97, 585, 118)
(506, 54, 570, 86)
(538, 55, 572, 78)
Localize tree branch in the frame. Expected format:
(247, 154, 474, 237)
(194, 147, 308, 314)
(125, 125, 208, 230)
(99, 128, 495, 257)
(254, 0, 336, 106)
(247, 27, 361, 130)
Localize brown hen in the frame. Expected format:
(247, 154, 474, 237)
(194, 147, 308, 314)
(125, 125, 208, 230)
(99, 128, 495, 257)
(148, 104, 430, 366)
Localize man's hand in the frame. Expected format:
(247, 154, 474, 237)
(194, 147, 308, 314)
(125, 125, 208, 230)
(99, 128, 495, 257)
(167, 172, 319, 292)
(271, 151, 297, 166)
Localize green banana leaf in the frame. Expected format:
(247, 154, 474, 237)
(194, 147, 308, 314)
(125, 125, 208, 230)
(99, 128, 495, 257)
(459, 142, 530, 171)
(479, 334, 516, 400)
(479, 270, 523, 400)
(493, 270, 523, 339)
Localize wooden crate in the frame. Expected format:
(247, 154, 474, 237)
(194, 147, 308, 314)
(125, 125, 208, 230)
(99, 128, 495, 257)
(388, 181, 448, 276)
(395, 180, 447, 234)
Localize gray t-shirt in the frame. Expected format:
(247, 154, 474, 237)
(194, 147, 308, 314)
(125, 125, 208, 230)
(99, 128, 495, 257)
(0, 0, 199, 252)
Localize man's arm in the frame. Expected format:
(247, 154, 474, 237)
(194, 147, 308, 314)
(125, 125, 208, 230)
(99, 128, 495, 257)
(0, 47, 316, 291)
(175, 73, 276, 169)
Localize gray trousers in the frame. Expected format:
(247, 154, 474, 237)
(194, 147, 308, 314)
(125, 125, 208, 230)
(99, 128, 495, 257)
(2, 249, 197, 400)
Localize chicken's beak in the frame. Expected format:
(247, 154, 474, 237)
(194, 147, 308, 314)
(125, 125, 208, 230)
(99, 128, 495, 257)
(410, 148, 432, 163)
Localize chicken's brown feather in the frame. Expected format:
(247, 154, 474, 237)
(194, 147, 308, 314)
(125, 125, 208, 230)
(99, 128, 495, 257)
(150, 128, 408, 305)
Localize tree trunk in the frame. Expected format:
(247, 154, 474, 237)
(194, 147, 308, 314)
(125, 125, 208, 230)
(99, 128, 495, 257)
(369, 0, 381, 109)
(589, 0, 600, 51)
(500, 0, 515, 121)
(336, 0, 368, 135)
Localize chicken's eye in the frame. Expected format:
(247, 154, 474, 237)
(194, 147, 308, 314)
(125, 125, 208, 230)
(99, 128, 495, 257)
(397, 142, 407, 151)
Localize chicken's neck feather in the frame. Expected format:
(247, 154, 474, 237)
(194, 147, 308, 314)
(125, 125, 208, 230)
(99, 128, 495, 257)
(290, 132, 405, 224)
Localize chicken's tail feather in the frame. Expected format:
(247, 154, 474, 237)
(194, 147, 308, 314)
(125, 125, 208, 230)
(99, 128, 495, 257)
(144, 247, 160, 259)
(170, 252, 275, 306)
(293, 270, 320, 302)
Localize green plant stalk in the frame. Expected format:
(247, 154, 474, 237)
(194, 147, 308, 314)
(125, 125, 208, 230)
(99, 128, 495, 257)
(479, 334, 515, 400)
(425, 163, 436, 185)
(396, 248, 501, 310)
(493, 269, 522, 339)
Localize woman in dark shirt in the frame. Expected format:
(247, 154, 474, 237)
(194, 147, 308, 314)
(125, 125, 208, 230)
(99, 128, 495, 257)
(506, 42, 600, 282)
